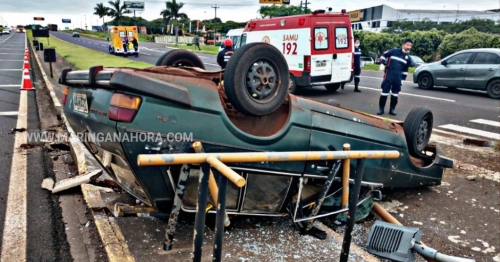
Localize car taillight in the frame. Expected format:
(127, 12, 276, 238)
(62, 87, 69, 105)
(304, 55, 311, 72)
(108, 93, 141, 122)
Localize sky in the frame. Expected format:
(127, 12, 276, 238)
(0, 0, 498, 29)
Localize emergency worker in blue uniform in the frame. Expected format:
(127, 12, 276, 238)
(352, 38, 362, 92)
(377, 39, 413, 115)
(217, 38, 234, 70)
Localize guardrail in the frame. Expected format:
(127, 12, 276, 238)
(137, 142, 400, 262)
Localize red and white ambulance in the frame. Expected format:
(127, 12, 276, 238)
(237, 9, 354, 93)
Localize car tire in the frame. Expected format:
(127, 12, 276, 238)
(486, 79, 500, 99)
(325, 83, 341, 92)
(417, 73, 434, 90)
(108, 46, 114, 54)
(288, 74, 298, 94)
(224, 42, 289, 116)
(404, 107, 433, 158)
(155, 49, 205, 69)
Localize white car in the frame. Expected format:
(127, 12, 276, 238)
(2, 29, 10, 34)
(219, 28, 244, 52)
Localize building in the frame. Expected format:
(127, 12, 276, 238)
(348, 4, 499, 32)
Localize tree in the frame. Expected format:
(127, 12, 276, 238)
(107, 0, 131, 26)
(382, 18, 499, 34)
(94, 3, 110, 31)
(160, 0, 188, 46)
(438, 27, 499, 58)
(258, 4, 311, 18)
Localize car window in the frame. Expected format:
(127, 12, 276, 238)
(446, 53, 472, 65)
(411, 56, 424, 63)
(472, 52, 500, 65)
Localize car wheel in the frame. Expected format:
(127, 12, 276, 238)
(155, 49, 205, 69)
(417, 73, 434, 90)
(288, 74, 297, 94)
(486, 79, 500, 99)
(325, 83, 341, 92)
(224, 42, 289, 116)
(108, 46, 114, 54)
(404, 107, 433, 158)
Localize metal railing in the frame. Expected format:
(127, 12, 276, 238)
(137, 142, 400, 262)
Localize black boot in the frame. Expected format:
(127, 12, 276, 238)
(389, 95, 398, 115)
(354, 78, 361, 92)
(377, 95, 387, 115)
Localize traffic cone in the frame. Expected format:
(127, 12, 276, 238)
(25, 51, 30, 60)
(21, 69, 34, 90)
(23, 59, 31, 70)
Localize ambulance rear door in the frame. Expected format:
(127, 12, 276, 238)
(330, 22, 352, 83)
(309, 17, 333, 85)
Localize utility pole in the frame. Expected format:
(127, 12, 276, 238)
(304, 1, 311, 14)
(299, 1, 303, 14)
(84, 15, 87, 30)
(211, 4, 220, 44)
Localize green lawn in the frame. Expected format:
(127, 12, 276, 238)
(166, 44, 220, 55)
(62, 30, 149, 42)
(27, 30, 152, 70)
(363, 63, 416, 74)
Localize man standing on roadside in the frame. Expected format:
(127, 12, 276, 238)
(376, 39, 413, 115)
(217, 38, 234, 70)
(352, 38, 362, 92)
(193, 35, 201, 51)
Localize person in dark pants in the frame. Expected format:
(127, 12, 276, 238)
(352, 38, 362, 92)
(193, 35, 201, 50)
(217, 38, 234, 70)
(130, 36, 138, 57)
(377, 39, 413, 115)
(121, 36, 128, 56)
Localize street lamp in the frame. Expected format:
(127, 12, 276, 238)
(84, 15, 87, 30)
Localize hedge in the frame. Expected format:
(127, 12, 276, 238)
(354, 27, 499, 62)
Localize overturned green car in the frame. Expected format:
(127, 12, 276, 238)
(60, 43, 453, 230)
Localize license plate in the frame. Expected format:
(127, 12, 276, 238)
(73, 93, 89, 114)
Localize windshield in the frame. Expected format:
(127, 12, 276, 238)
(411, 56, 424, 63)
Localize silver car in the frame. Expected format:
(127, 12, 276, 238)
(413, 48, 500, 99)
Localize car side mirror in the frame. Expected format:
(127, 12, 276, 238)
(441, 60, 447, 65)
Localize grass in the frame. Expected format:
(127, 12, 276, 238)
(166, 43, 220, 55)
(363, 63, 416, 74)
(27, 30, 152, 70)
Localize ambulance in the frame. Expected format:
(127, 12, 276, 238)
(107, 26, 139, 57)
(237, 9, 354, 93)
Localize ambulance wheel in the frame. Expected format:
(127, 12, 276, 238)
(325, 83, 341, 92)
(224, 42, 289, 116)
(155, 49, 205, 69)
(404, 107, 433, 158)
(288, 74, 297, 94)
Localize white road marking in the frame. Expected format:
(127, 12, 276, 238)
(205, 63, 220, 67)
(470, 119, 500, 127)
(0, 90, 28, 261)
(0, 84, 22, 87)
(362, 75, 413, 84)
(0, 111, 19, 116)
(355, 85, 455, 102)
(438, 124, 500, 140)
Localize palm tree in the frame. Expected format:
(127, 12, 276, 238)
(107, 0, 131, 26)
(160, 0, 188, 46)
(94, 3, 110, 31)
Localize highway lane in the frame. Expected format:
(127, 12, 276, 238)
(0, 32, 71, 260)
(50, 31, 500, 139)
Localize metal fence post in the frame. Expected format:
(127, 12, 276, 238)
(192, 163, 211, 261)
(213, 170, 228, 261)
(340, 158, 366, 262)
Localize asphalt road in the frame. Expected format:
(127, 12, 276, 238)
(51, 31, 500, 140)
(0, 32, 71, 261)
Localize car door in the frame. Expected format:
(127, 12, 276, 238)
(310, 24, 333, 83)
(330, 25, 351, 83)
(463, 52, 500, 89)
(433, 52, 474, 87)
